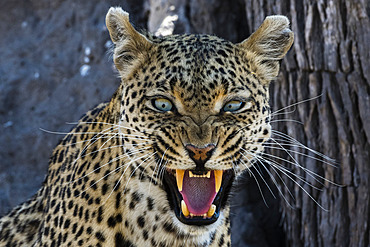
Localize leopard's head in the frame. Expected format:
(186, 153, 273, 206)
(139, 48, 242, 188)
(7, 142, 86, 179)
(106, 7, 293, 228)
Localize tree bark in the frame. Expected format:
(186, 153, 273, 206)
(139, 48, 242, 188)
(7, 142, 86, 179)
(263, 1, 369, 246)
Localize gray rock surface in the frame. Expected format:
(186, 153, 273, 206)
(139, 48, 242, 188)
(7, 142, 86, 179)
(0, 1, 283, 246)
(0, 0, 148, 215)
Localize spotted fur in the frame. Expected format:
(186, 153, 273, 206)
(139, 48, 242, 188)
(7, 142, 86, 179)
(0, 7, 293, 247)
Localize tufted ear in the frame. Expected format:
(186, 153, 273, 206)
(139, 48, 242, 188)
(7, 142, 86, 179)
(238, 15, 294, 82)
(106, 7, 153, 73)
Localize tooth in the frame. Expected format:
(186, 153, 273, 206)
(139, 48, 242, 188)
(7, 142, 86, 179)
(181, 200, 190, 217)
(214, 170, 223, 193)
(203, 213, 207, 219)
(207, 204, 216, 218)
(190, 213, 194, 217)
(206, 171, 211, 178)
(176, 169, 185, 191)
(189, 171, 194, 178)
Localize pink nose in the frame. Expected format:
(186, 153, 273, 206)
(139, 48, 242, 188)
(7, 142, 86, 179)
(185, 144, 216, 169)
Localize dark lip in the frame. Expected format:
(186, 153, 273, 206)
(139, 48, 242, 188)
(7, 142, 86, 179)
(162, 168, 234, 226)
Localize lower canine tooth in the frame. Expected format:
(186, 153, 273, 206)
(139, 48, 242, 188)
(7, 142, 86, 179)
(207, 204, 216, 218)
(181, 200, 190, 217)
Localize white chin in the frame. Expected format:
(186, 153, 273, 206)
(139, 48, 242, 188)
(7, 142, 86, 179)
(170, 210, 224, 236)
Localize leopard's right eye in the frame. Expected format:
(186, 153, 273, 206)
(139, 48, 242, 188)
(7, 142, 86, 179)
(152, 98, 173, 112)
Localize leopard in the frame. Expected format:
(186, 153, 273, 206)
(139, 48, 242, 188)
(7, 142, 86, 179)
(0, 7, 293, 247)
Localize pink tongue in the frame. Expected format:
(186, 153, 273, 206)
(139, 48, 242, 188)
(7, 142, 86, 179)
(180, 171, 216, 215)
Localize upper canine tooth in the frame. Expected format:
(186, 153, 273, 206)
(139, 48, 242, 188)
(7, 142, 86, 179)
(176, 169, 185, 191)
(214, 170, 223, 193)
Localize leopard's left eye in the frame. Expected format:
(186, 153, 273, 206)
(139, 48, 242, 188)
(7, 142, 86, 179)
(152, 98, 173, 112)
(223, 100, 252, 113)
(223, 101, 243, 112)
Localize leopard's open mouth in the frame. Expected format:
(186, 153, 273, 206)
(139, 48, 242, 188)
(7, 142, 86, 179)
(163, 169, 234, 226)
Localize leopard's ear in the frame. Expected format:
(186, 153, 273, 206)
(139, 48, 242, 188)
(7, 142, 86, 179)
(238, 16, 294, 82)
(106, 7, 152, 73)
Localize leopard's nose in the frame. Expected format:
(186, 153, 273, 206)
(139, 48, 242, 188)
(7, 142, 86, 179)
(185, 144, 216, 170)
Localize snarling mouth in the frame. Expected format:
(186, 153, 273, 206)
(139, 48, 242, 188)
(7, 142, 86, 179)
(163, 169, 234, 226)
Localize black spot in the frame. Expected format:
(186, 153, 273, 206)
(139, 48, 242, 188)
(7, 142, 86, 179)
(72, 223, 78, 234)
(217, 49, 228, 57)
(95, 231, 106, 242)
(209, 231, 216, 244)
(215, 58, 225, 66)
(93, 163, 101, 174)
(102, 183, 108, 195)
(63, 219, 70, 229)
(131, 91, 137, 99)
(107, 216, 116, 228)
(76, 226, 84, 238)
(116, 214, 123, 223)
(115, 232, 136, 247)
(163, 222, 175, 233)
(137, 216, 145, 228)
(219, 233, 225, 246)
(143, 230, 149, 240)
(147, 197, 154, 211)
(97, 206, 103, 223)
(129, 192, 142, 209)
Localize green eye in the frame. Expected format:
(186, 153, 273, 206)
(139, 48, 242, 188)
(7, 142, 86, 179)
(153, 98, 173, 112)
(223, 100, 244, 112)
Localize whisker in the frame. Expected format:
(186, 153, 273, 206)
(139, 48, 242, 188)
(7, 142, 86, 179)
(238, 151, 269, 207)
(40, 127, 119, 136)
(77, 153, 150, 198)
(271, 130, 337, 163)
(67, 121, 151, 136)
(251, 153, 296, 209)
(271, 94, 323, 116)
(270, 119, 303, 125)
(240, 149, 276, 199)
(124, 152, 157, 190)
(244, 142, 337, 168)
(267, 137, 332, 186)
(259, 154, 325, 191)
(149, 148, 168, 193)
(66, 148, 150, 185)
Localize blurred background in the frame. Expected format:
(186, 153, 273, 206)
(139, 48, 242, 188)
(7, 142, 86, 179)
(0, 0, 369, 246)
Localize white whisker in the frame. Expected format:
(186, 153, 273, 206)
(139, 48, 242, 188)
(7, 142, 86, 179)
(271, 94, 323, 116)
(238, 151, 269, 207)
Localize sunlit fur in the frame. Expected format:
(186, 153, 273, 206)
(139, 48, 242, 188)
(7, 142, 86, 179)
(0, 7, 296, 247)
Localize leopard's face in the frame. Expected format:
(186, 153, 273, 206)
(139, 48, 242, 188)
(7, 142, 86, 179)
(106, 8, 293, 230)
(118, 35, 272, 226)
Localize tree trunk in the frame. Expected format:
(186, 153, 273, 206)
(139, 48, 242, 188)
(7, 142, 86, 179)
(268, 1, 369, 246)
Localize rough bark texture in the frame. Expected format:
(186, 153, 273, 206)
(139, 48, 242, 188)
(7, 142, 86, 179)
(269, 1, 370, 246)
(1, 0, 369, 246)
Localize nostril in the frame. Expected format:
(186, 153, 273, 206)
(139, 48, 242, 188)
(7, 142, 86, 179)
(185, 144, 216, 170)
